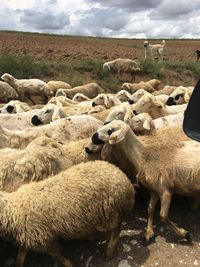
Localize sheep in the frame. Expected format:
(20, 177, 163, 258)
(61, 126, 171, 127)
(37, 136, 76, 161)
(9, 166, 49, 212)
(132, 94, 187, 119)
(166, 86, 194, 106)
(129, 89, 168, 104)
(115, 90, 133, 102)
(44, 80, 72, 100)
(90, 120, 199, 243)
(0, 100, 31, 114)
(72, 93, 91, 102)
(0, 103, 64, 130)
(0, 81, 18, 102)
(103, 58, 140, 80)
(152, 85, 178, 96)
(1, 73, 47, 104)
(56, 83, 104, 99)
(0, 115, 103, 148)
(104, 103, 134, 125)
(0, 136, 102, 192)
(122, 79, 161, 94)
(92, 93, 122, 109)
(0, 160, 135, 267)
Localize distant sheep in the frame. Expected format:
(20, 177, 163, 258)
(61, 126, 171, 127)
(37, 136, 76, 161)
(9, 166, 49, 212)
(0, 81, 18, 103)
(0, 115, 103, 148)
(122, 79, 161, 94)
(0, 161, 134, 266)
(56, 83, 104, 99)
(0, 100, 31, 114)
(166, 86, 194, 106)
(103, 58, 140, 80)
(1, 73, 47, 104)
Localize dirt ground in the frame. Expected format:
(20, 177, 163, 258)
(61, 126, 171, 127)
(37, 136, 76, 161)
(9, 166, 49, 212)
(0, 32, 200, 267)
(0, 31, 200, 62)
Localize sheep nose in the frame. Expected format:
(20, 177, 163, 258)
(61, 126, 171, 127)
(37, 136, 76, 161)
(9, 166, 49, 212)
(166, 97, 176, 106)
(92, 132, 105, 145)
(92, 102, 96, 107)
(85, 147, 93, 154)
(133, 110, 138, 115)
(128, 99, 134, 104)
(31, 115, 43, 126)
(6, 105, 14, 113)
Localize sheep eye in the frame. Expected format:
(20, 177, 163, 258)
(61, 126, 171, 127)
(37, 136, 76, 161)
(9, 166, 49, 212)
(175, 94, 184, 100)
(45, 109, 52, 114)
(108, 129, 114, 135)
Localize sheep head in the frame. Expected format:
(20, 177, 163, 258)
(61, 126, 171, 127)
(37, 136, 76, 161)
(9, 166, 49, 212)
(1, 73, 15, 84)
(92, 120, 129, 145)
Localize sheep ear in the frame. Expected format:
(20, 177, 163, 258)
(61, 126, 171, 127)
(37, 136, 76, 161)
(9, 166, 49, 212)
(52, 106, 66, 121)
(104, 95, 110, 108)
(143, 119, 151, 130)
(184, 92, 190, 103)
(109, 125, 128, 144)
(124, 108, 133, 125)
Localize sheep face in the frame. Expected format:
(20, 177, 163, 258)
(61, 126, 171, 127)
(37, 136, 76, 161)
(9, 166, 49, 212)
(31, 104, 65, 126)
(144, 41, 149, 48)
(92, 120, 129, 145)
(1, 73, 14, 83)
(166, 87, 189, 106)
(103, 62, 111, 71)
(72, 93, 88, 102)
(116, 90, 131, 102)
(104, 104, 134, 125)
(0, 104, 14, 114)
(131, 113, 152, 132)
(92, 94, 108, 107)
(131, 89, 147, 103)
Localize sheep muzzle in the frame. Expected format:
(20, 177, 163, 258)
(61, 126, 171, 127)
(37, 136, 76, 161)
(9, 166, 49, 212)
(31, 115, 43, 126)
(92, 132, 105, 145)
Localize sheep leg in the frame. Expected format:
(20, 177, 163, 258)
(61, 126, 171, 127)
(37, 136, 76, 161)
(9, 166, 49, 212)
(145, 192, 159, 242)
(48, 244, 74, 267)
(106, 222, 121, 257)
(16, 248, 27, 267)
(160, 191, 191, 241)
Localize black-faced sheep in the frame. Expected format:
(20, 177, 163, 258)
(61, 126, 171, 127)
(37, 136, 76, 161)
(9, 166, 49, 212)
(0, 100, 31, 114)
(0, 161, 135, 267)
(90, 120, 198, 243)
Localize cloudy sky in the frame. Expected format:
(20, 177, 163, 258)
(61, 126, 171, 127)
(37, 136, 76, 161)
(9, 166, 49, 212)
(1, 0, 200, 38)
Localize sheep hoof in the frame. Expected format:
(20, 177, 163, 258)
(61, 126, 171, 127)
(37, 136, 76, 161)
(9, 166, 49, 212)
(185, 232, 192, 243)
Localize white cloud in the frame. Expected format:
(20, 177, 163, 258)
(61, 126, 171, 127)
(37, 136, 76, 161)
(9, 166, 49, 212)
(0, 0, 200, 38)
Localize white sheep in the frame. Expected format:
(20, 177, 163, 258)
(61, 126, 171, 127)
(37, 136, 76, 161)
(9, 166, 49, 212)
(92, 93, 122, 108)
(0, 100, 31, 114)
(1, 73, 47, 104)
(0, 81, 18, 102)
(166, 86, 194, 106)
(152, 85, 178, 96)
(115, 90, 133, 102)
(56, 83, 104, 99)
(91, 120, 198, 243)
(132, 94, 187, 119)
(72, 93, 90, 102)
(0, 160, 134, 266)
(0, 115, 103, 148)
(130, 89, 168, 104)
(103, 58, 140, 79)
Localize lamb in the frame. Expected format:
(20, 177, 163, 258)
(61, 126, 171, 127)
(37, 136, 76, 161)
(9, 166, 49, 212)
(122, 79, 161, 94)
(0, 160, 134, 267)
(44, 80, 72, 100)
(92, 93, 122, 108)
(103, 58, 140, 80)
(0, 115, 103, 148)
(0, 81, 18, 102)
(0, 100, 32, 114)
(91, 120, 198, 243)
(0, 137, 102, 192)
(132, 94, 187, 119)
(55, 83, 104, 99)
(1, 73, 47, 104)
(166, 86, 194, 106)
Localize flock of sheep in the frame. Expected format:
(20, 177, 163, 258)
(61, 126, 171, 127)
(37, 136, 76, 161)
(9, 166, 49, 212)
(0, 65, 197, 267)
